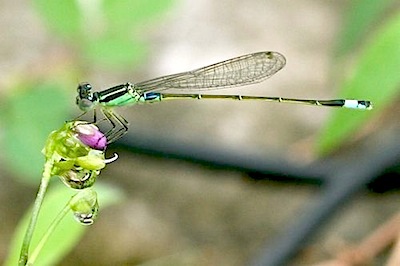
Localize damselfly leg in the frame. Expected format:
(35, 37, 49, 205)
(100, 108, 129, 143)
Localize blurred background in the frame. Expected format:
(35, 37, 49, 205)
(1, 0, 400, 265)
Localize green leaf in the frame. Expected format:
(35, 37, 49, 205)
(104, 0, 176, 28)
(317, 13, 400, 154)
(33, 0, 175, 68)
(5, 183, 124, 266)
(2, 83, 71, 183)
(84, 35, 148, 68)
(335, 0, 396, 56)
(33, 0, 82, 37)
(33, 0, 176, 37)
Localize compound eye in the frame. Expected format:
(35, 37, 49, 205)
(76, 82, 98, 111)
(77, 82, 92, 96)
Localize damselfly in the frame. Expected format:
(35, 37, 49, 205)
(76, 51, 372, 143)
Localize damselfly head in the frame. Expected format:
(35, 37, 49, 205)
(76, 82, 98, 111)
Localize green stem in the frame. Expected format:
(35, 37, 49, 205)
(27, 200, 71, 265)
(18, 161, 53, 266)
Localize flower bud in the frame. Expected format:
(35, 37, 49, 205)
(73, 123, 107, 150)
(42, 121, 118, 182)
(69, 189, 99, 225)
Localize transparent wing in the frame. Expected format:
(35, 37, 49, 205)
(134, 51, 286, 93)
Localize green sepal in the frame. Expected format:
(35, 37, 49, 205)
(75, 150, 106, 170)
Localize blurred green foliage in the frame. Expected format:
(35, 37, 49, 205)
(2, 0, 174, 264)
(5, 183, 124, 266)
(2, 81, 72, 183)
(317, 0, 400, 154)
(1, 0, 175, 182)
(334, 0, 397, 56)
(33, 0, 175, 67)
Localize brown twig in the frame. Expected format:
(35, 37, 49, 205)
(314, 213, 400, 266)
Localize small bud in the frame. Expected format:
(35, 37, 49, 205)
(69, 189, 99, 225)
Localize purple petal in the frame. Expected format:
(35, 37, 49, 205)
(74, 123, 107, 150)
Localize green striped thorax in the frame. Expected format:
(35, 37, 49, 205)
(76, 82, 163, 112)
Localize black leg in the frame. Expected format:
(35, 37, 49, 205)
(101, 108, 129, 143)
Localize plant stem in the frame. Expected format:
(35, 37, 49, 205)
(27, 201, 71, 265)
(18, 161, 53, 266)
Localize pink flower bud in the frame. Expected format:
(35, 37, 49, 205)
(74, 123, 107, 150)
